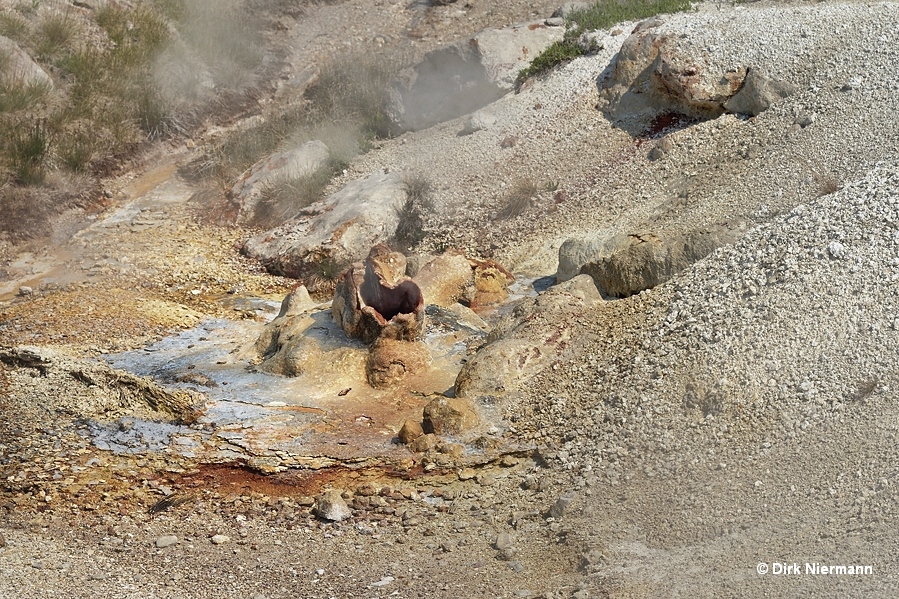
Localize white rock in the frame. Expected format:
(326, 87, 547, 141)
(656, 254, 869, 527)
(155, 535, 178, 548)
(314, 489, 352, 522)
(827, 241, 846, 259)
(371, 576, 395, 587)
(0, 36, 53, 89)
(230, 140, 330, 220)
(242, 169, 406, 278)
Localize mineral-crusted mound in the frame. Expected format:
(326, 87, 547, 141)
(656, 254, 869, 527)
(332, 245, 426, 344)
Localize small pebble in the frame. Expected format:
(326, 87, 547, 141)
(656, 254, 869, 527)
(155, 535, 178, 548)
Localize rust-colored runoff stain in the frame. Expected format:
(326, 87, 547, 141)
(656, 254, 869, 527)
(123, 161, 178, 200)
(175, 461, 441, 497)
(640, 111, 703, 139)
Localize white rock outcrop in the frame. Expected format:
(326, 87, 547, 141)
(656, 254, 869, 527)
(0, 35, 53, 89)
(242, 169, 406, 278)
(229, 140, 330, 221)
(388, 20, 564, 132)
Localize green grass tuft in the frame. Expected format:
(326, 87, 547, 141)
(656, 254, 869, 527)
(517, 0, 692, 87)
(5, 119, 52, 185)
(0, 12, 30, 43)
(0, 78, 51, 114)
(37, 10, 76, 60)
(56, 126, 95, 172)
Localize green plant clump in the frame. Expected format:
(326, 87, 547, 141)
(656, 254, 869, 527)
(6, 120, 51, 185)
(516, 0, 692, 86)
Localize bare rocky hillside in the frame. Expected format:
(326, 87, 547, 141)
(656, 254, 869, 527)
(1, 1, 898, 598)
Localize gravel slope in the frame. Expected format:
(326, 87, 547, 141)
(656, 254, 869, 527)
(3, 1, 899, 598)
(343, 0, 899, 276)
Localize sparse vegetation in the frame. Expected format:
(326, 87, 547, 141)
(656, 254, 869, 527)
(0, 184, 53, 240)
(0, 174, 90, 242)
(6, 120, 51, 185)
(0, 78, 51, 114)
(304, 50, 408, 140)
(251, 156, 349, 228)
(306, 253, 351, 298)
(0, 12, 30, 42)
(36, 10, 76, 60)
(187, 107, 308, 186)
(190, 47, 409, 228)
(497, 179, 539, 220)
(815, 172, 841, 196)
(0, 0, 279, 241)
(516, 0, 692, 87)
(393, 175, 434, 252)
(55, 126, 95, 173)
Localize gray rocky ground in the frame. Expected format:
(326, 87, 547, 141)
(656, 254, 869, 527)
(2, 0, 899, 597)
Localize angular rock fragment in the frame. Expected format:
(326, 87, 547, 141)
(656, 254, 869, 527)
(314, 489, 352, 522)
(413, 251, 475, 307)
(398, 418, 424, 444)
(547, 492, 576, 518)
(723, 67, 797, 116)
(469, 257, 515, 307)
(155, 535, 178, 548)
(410, 433, 439, 453)
(276, 285, 316, 318)
(598, 20, 793, 134)
(422, 396, 480, 436)
(578, 227, 740, 298)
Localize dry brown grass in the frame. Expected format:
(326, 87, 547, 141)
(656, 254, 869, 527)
(497, 179, 539, 220)
(250, 160, 346, 228)
(0, 0, 287, 242)
(392, 174, 434, 252)
(815, 172, 841, 196)
(0, 173, 94, 242)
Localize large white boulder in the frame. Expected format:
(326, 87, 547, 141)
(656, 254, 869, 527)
(387, 20, 565, 132)
(229, 140, 330, 221)
(597, 19, 795, 133)
(242, 169, 406, 279)
(0, 35, 53, 89)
